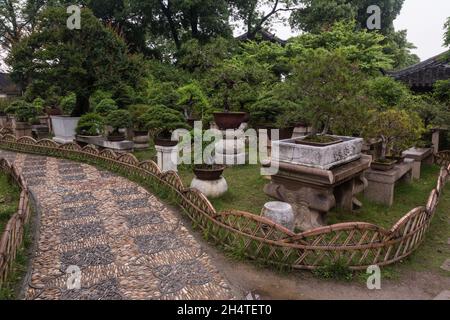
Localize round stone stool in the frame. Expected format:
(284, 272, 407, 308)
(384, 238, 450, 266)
(261, 201, 295, 231)
(191, 177, 228, 199)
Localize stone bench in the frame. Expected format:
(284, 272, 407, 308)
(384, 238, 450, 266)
(402, 147, 434, 180)
(364, 160, 414, 207)
(76, 136, 134, 153)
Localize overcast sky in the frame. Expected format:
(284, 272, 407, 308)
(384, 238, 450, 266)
(271, 0, 450, 61)
(1, 1, 449, 72)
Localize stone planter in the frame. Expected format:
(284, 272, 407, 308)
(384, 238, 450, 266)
(273, 136, 364, 170)
(133, 131, 150, 150)
(13, 121, 32, 138)
(51, 116, 80, 144)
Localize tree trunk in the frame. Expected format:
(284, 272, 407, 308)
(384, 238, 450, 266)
(74, 93, 90, 117)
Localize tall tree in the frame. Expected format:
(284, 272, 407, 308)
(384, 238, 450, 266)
(0, 0, 48, 51)
(230, 0, 299, 39)
(7, 7, 145, 115)
(445, 17, 450, 48)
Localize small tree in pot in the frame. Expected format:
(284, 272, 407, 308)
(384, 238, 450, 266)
(364, 109, 424, 170)
(176, 82, 210, 126)
(105, 110, 132, 142)
(10, 101, 38, 138)
(76, 113, 105, 137)
(139, 105, 189, 146)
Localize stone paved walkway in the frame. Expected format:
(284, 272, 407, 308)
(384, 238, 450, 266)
(0, 151, 234, 300)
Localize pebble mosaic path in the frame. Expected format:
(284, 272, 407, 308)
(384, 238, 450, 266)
(0, 151, 234, 300)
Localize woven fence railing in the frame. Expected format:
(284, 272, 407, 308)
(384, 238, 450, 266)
(0, 135, 449, 271)
(0, 158, 32, 286)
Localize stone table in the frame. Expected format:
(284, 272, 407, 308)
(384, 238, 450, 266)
(402, 147, 434, 179)
(364, 160, 414, 207)
(264, 155, 372, 231)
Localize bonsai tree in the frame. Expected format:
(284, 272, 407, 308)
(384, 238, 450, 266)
(76, 113, 105, 137)
(285, 50, 371, 141)
(59, 93, 77, 116)
(32, 98, 45, 115)
(128, 104, 151, 133)
(364, 109, 425, 161)
(176, 82, 210, 121)
(105, 110, 132, 138)
(89, 90, 113, 110)
(13, 101, 38, 124)
(95, 99, 119, 117)
(139, 105, 189, 140)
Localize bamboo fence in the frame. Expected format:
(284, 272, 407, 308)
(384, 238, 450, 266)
(0, 134, 448, 271)
(0, 158, 32, 287)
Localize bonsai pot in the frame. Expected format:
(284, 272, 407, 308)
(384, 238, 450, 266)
(13, 121, 32, 138)
(257, 126, 295, 141)
(133, 130, 150, 150)
(213, 112, 247, 130)
(371, 159, 397, 171)
(133, 130, 148, 137)
(193, 165, 226, 181)
(295, 135, 343, 147)
(46, 108, 62, 116)
(273, 136, 364, 170)
(386, 155, 405, 164)
(38, 115, 49, 126)
(154, 137, 178, 147)
(51, 115, 80, 144)
(107, 133, 126, 142)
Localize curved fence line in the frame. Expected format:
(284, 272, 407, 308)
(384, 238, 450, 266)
(0, 134, 448, 271)
(0, 158, 32, 286)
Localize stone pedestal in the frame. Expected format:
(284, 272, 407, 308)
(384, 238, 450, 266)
(402, 147, 433, 179)
(215, 131, 246, 166)
(191, 177, 228, 198)
(264, 155, 371, 231)
(32, 125, 50, 140)
(133, 134, 150, 150)
(261, 202, 295, 231)
(13, 122, 32, 138)
(364, 160, 413, 207)
(155, 145, 178, 173)
(76, 135, 134, 153)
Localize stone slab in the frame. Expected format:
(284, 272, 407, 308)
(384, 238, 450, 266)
(76, 136, 134, 152)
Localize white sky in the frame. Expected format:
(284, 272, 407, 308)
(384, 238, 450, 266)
(271, 0, 450, 61)
(1, 1, 449, 72)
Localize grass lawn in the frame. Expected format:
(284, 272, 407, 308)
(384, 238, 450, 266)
(134, 146, 450, 276)
(0, 173, 20, 234)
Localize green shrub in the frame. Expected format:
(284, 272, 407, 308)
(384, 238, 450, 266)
(12, 101, 38, 123)
(313, 259, 353, 281)
(32, 98, 45, 114)
(139, 105, 189, 138)
(128, 104, 151, 131)
(105, 109, 132, 133)
(95, 98, 118, 117)
(76, 113, 105, 136)
(60, 93, 77, 116)
(89, 90, 113, 110)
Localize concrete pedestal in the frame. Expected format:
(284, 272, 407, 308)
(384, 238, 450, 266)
(261, 202, 295, 231)
(155, 145, 178, 172)
(402, 147, 433, 179)
(214, 131, 246, 166)
(191, 177, 228, 198)
(264, 155, 371, 231)
(364, 161, 413, 207)
(133, 134, 150, 150)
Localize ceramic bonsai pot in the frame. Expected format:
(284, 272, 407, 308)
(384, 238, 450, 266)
(371, 159, 397, 171)
(257, 126, 295, 141)
(107, 133, 126, 142)
(213, 112, 247, 130)
(193, 165, 226, 181)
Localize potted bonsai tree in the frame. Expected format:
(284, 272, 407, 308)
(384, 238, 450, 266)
(365, 109, 425, 171)
(11, 101, 37, 138)
(94, 98, 118, 117)
(76, 113, 105, 138)
(105, 109, 132, 142)
(286, 51, 370, 146)
(129, 104, 151, 149)
(51, 92, 80, 143)
(176, 82, 210, 127)
(32, 97, 48, 126)
(139, 105, 189, 147)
